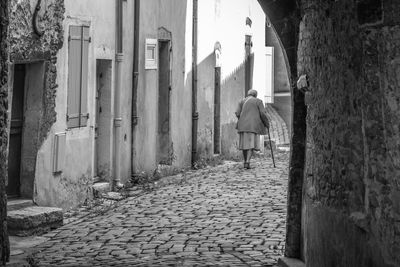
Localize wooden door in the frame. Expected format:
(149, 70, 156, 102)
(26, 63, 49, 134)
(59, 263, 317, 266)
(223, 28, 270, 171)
(157, 41, 172, 164)
(7, 64, 26, 198)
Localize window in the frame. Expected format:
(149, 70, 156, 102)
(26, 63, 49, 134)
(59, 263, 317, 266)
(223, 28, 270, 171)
(67, 25, 90, 128)
(145, 38, 157, 69)
(147, 46, 155, 60)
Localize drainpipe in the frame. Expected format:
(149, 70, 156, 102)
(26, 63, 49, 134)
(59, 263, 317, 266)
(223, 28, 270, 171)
(191, 0, 199, 167)
(113, 0, 124, 190)
(131, 0, 140, 176)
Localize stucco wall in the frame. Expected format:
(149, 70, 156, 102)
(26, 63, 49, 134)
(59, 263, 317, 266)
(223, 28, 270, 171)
(299, 0, 400, 266)
(134, 0, 191, 173)
(266, 25, 292, 136)
(7, 0, 137, 209)
(8, 0, 67, 206)
(197, 0, 266, 158)
(33, 0, 117, 209)
(120, 1, 135, 182)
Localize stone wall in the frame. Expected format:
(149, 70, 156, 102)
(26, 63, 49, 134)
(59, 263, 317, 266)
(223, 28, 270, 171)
(257, 0, 305, 259)
(8, 0, 65, 145)
(299, 0, 400, 266)
(0, 0, 10, 264)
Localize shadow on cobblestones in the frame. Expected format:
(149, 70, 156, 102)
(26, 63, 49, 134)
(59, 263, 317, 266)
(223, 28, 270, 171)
(28, 151, 289, 267)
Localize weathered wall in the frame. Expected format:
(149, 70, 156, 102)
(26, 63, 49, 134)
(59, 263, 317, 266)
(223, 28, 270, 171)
(197, 0, 266, 158)
(0, 0, 10, 263)
(197, 53, 215, 156)
(8, 0, 135, 209)
(35, 0, 122, 209)
(8, 0, 66, 205)
(258, 0, 304, 258)
(299, 0, 400, 266)
(266, 25, 292, 136)
(220, 61, 245, 156)
(8, 0, 64, 143)
(120, 1, 135, 182)
(266, 26, 290, 94)
(134, 0, 191, 172)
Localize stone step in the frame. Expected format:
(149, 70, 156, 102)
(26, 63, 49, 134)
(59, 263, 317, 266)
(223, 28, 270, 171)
(7, 199, 34, 211)
(278, 257, 305, 267)
(92, 182, 111, 198)
(8, 206, 63, 237)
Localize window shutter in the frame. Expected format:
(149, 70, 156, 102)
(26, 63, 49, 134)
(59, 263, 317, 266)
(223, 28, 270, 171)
(80, 26, 90, 127)
(67, 26, 82, 128)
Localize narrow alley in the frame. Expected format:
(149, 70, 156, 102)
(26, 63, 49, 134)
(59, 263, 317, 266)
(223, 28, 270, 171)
(2, 0, 400, 266)
(27, 152, 288, 266)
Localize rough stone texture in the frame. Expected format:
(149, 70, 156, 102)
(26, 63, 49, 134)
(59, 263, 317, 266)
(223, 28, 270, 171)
(258, 0, 305, 259)
(298, 0, 400, 266)
(7, 206, 63, 237)
(8, 0, 65, 147)
(28, 153, 288, 266)
(0, 0, 10, 264)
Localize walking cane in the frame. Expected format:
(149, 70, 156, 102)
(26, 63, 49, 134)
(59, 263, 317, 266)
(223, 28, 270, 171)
(267, 127, 276, 168)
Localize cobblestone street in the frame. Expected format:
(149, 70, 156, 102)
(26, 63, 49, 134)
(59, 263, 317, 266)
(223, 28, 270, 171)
(30, 151, 288, 266)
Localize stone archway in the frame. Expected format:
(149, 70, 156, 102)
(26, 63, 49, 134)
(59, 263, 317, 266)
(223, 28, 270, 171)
(259, 1, 400, 266)
(258, 0, 306, 261)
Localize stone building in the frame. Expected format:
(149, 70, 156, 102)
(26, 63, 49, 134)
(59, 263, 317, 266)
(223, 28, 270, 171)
(4, 0, 285, 211)
(6, 0, 135, 210)
(259, 0, 400, 266)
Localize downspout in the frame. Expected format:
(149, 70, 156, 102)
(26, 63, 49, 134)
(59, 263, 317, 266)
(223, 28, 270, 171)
(131, 0, 140, 176)
(191, 0, 199, 167)
(113, 0, 124, 189)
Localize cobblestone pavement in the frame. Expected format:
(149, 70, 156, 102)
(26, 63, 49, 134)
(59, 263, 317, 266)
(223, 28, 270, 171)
(30, 151, 288, 267)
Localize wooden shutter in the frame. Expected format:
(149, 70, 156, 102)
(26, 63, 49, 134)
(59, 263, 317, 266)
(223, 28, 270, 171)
(80, 26, 90, 126)
(67, 25, 82, 128)
(67, 25, 90, 128)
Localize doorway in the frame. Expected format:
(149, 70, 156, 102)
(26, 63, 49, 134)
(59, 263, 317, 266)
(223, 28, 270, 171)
(94, 59, 112, 182)
(157, 40, 172, 165)
(7, 65, 25, 198)
(214, 66, 221, 154)
(7, 62, 45, 198)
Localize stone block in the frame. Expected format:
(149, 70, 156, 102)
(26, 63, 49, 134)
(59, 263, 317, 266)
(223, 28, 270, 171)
(7, 199, 33, 211)
(8, 206, 63, 236)
(278, 257, 305, 267)
(92, 182, 110, 198)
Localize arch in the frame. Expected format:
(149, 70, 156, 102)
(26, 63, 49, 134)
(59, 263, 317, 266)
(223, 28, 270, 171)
(158, 27, 172, 41)
(258, 0, 306, 261)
